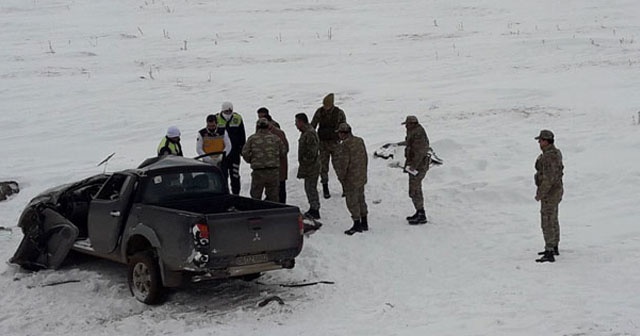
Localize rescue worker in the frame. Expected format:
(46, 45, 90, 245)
(295, 113, 321, 219)
(398, 116, 430, 225)
(157, 126, 183, 156)
(196, 114, 231, 166)
(311, 93, 346, 199)
(241, 118, 286, 202)
(534, 129, 564, 263)
(334, 123, 368, 235)
(256, 107, 289, 203)
(216, 102, 246, 195)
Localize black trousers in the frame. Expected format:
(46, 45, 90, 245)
(222, 153, 241, 195)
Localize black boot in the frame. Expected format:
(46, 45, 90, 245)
(408, 209, 427, 225)
(537, 246, 559, 256)
(322, 183, 330, 199)
(304, 209, 320, 220)
(536, 250, 556, 263)
(344, 219, 363, 235)
(361, 216, 368, 231)
(406, 211, 419, 221)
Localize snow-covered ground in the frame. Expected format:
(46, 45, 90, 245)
(1, 0, 640, 335)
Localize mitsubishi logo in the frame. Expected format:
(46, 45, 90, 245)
(252, 232, 261, 242)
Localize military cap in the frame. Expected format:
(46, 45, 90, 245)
(535, 129, 554, 140)
(257, 117, 270, 127)
(401, 115, 419, 125)
(336, 122, 352, 132)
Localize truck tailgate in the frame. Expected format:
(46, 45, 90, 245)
(206, 207, 301, 261)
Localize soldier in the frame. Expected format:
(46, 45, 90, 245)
(256, 107, 289, 203)
(157, 126, 183, 156)
(196, 114, 231, 166)
(311, 93, 346, 199)
(398, 116, 430, 225)
(217, 102, 246, 195)
(334, 123, 368, 235)
(295, 113, 321, 219)
(257, 106, 281, 129)
(241, 118, 285, 202)
(534, 129, 564, 263)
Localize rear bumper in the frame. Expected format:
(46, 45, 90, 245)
(191, 260, 294, 283)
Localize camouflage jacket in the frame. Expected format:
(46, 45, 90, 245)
(334, 134, 368, 188)
(535, 144, 564, 201)
(404, 124, 429, 169)
(311, 106, 346, 142)
(241, 129, 285, 170)
(297, 124, 320, 179)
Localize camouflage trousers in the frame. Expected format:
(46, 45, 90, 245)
(250, 168, 280, 202)
(408, 165, 429, 210)
(344, 185, 368, 220)
(304, 174, 320, 210)
(319, 140, 339, 184)
(540, 199, 561, 250)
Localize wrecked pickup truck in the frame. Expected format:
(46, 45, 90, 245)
(11, 155, 304, 304)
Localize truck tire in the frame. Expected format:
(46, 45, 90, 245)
(128, 251, 164, 304)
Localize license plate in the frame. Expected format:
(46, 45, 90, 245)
(234, 254, 268, 266)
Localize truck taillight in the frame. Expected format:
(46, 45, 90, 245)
(193, 223, 210, 246)
(298, 215, 304, 235)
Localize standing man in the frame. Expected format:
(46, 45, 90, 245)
(257, 107, 289, 203)
(241, 118, 285, 202)
(196, 114, 231, 166)
(157, 126, 183, 156)
(334, 123, 368, 235)
(311, 93, 346, 199)
(534, 129, 564, 263)
(217, 102, 246, 195)
(295, 113, 321, 219)
(399, 116, 430, 225)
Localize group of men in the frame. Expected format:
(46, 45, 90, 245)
(155, 93, 434, 236)
(156, 94, 565, 257)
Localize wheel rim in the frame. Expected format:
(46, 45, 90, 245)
(131, 262, 151, 300)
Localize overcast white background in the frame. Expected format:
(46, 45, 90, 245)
(1, 0, 639, 335)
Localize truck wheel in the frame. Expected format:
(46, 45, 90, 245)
(128, 251, 164, 304)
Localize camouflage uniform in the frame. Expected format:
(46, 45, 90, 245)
(535, 142, 564, 252)
(334, 132, 368, 220)
(404, 122, 430, 211)
(241, 124, 285, 202)
(297, 124, 321, 211)
(311, 94, 347, 185)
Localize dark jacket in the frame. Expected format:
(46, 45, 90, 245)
(297, 124, 320, 179)
(216, 112, 246, 157)
(311, 107, 347, 142)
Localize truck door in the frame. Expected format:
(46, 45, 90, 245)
(88, 173, 136, 253)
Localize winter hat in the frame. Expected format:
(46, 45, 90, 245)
(166, 126, 181, 138)
(401, 115, 419, 125)
(257, 107, 269, 115)
(257, 117, 270, 128)
(336, 122, 351, 133)
(322, 93, 334, 108)
(221, 101, 233, 113)
(535, 129, 554, 140)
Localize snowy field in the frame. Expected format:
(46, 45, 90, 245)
(1, 0, 640, 335)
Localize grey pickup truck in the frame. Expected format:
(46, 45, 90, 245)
(11, 156, 304, 304)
